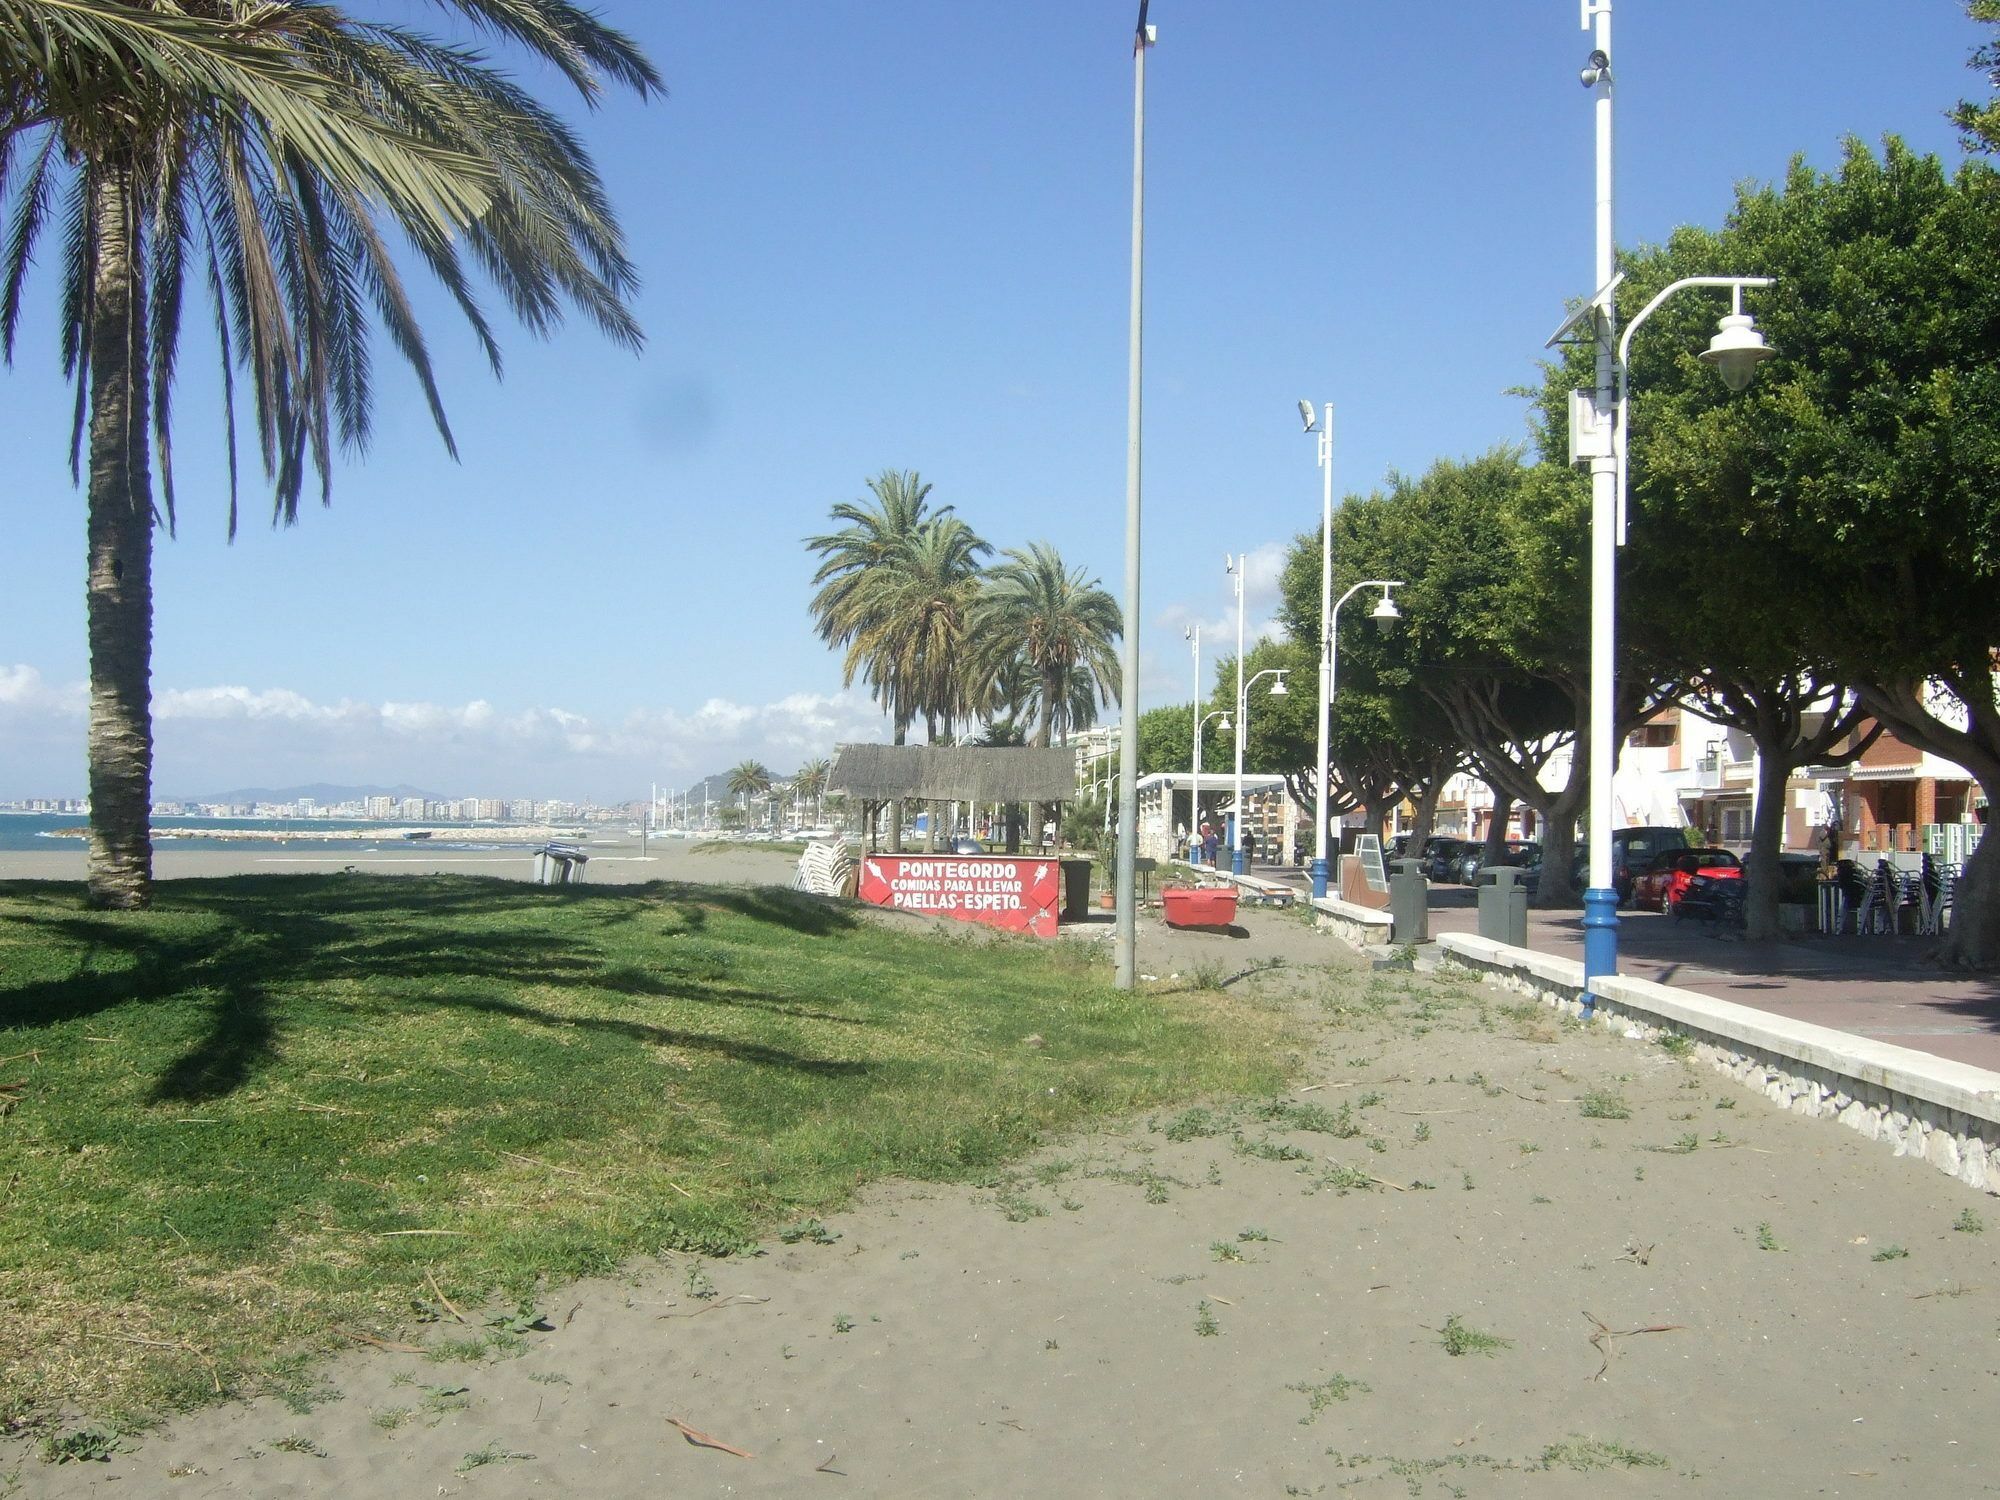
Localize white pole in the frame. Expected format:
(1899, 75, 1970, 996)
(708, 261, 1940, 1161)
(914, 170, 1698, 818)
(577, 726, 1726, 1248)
(1188, 625, 1201, 860)
(1114, 7, 1154, 989)
(1582, 0, 1620, 1002)
(1232, 552, 1246, 876)
(1311, 404, 1334, 899)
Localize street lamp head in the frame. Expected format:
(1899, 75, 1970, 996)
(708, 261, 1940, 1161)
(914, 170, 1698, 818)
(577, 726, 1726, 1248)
(1269, 675, 1289, 697)
(1297, 399, 1317, 432)
(1700, 311, 1775, 393)
(1370, 590, 1403, 625)
(1218, 714, 1232, 732)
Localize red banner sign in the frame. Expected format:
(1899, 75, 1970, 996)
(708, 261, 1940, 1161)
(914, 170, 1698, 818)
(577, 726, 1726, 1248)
(855, 855, 1060, 937)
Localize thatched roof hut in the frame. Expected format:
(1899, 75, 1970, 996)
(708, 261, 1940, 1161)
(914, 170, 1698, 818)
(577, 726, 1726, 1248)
(827, 744, 1076, 804)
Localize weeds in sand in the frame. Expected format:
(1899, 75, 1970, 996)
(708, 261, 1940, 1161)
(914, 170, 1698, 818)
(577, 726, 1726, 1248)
(1043, 1339, 1059, 1351)
(1578, 1090, 1630, 1120)
(1288, 1373, 1371, 1423)
(457, 1443, 533, 1473)
(1238, 1226, 1274, 1242)
(1656, 1033, 1695, 1061)
(1204, 1161, 1224, 1186)
(1539, 1436, 1668, 1471)
(1644, 1133, 1700, 1155)
(1755, 1222, 1786, 1252)
(1531, 1194, 1553, 1205)
(1210, 1240, 1247, 1262)
(1518, 1142, 1541, 1156)
(1413, 1121, 1432, 1143)
(271, 1433, 326, 1457)
(372, 1407, 413, 1431)
(682, 1265, 718, 1302)
(1873, 1245, 1910, 1261)
(1355, 1091, 1385, 1109)
(1716, 1096, 1737, 1109)
(39, 1428, 118, 1465)
(1955, 1208, 1986, 1234)
(1314, 1163, 1375, 1194)
(1161, 1105, 1232, 1141)
(264, 1354, 341, 1415)
(996, 1191, 1049, 1221)
(1634, 1166, 1645, 1180)
(1235, 1135, 1311, 1162)
(1060, 1194, 1085, 1211)
(1462, 1172, 1476, 1191)
(832, 1314, 855, 1334)
(1436, 1314, 1510, 1357)
(778, 1218, 840, 1245)
(427, 1337, 490, 1365)
(1250, 1098, 1359, 1137)
(416, 1384, 470, 1419)
(1194, 1301, 1221, 1337)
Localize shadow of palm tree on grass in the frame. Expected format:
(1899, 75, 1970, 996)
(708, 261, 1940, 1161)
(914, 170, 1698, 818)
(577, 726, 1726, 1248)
(0, 875, 874, 1103)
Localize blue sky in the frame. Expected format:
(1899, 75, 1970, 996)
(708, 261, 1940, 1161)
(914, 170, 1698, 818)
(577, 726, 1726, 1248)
(1, 1, 1986, 801)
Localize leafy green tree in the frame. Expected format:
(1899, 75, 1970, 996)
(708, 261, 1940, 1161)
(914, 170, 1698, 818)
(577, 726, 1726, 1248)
(1276, 503, 1465, 852)
(1619, 138, 2000, 962)
(1955, 1, 2000, 155)
(1, 0, 659, 908)
(1136, 703, 1193, 778)
(792, 757, 831, 825)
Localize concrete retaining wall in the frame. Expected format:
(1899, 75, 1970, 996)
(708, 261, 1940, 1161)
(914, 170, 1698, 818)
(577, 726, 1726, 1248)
(1311, 895, 1393, 949)
(1435, 931, 2000, 1197)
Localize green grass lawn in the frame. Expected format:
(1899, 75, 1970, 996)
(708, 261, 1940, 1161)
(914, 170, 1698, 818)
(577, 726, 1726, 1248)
(0, 875, 1291, 1431)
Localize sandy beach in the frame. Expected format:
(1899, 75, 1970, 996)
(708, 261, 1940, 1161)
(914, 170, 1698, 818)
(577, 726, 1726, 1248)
(13, 872, 1999, 1498)
(0, 831, 793, 891)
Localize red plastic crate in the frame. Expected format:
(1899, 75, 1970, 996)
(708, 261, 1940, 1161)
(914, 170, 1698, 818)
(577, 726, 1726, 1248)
(1160, 885, 1240, 929)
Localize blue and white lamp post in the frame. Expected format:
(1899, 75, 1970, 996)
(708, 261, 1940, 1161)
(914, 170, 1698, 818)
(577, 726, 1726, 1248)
(1563, 0, 1774, 1011)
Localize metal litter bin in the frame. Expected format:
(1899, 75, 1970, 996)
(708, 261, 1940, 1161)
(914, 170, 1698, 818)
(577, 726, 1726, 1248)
(1390, 858, 1428, 945)
(1478, 866, 1528, 948)
(533, 843, 589, 885)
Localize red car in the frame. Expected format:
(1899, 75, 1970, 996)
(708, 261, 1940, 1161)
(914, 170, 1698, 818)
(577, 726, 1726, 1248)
(1632, 847, 1741, 913)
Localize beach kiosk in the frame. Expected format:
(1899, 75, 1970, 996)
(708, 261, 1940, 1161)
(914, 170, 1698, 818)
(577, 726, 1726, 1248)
(828, 744, 1082, 937)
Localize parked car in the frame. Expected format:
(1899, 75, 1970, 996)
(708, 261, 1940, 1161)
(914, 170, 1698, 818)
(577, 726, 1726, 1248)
(1420, 837, 1473, 883)
(1632, 846, 1740, 913)
(1462, 840, 1541, 886)
(1570, 825, 1692, 905)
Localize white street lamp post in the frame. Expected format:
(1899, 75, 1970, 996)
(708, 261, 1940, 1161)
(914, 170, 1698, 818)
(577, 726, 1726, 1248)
(1192, 707, 1230, 861)
(1561, 0, 1773, 1013)
(1299, 401, 1335, 899)
(1232, 665, 1289, 875)
(1185, 623, 1201, 856)
(1320, 578, 1406, 882)
(1114, 3, 1157, 991)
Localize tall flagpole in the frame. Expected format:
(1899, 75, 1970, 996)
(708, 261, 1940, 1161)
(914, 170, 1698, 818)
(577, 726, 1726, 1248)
(1114, 3, 1154, 989)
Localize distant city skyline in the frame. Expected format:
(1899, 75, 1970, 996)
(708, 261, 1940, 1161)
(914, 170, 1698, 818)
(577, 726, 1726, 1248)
(3, 3, 1983, 802)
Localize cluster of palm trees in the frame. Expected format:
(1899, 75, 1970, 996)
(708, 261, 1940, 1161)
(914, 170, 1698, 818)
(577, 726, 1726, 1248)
(722, 755, 831, 834)
(805, 471, 1122, 846)
(3, 1, 660, 908)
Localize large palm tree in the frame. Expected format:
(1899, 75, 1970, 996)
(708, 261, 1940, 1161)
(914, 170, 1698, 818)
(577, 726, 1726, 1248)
(2, 2, 659, 907)
(973, 543, 1122, 749)
(726, 760, 772, 827)
(792, 756, 831, 824)
(971, 542, 1121, 849)
(804, 473, 986, 850)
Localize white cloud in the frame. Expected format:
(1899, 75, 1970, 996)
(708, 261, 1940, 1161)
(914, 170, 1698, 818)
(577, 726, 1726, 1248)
(0, 665, 895, 802)
(0, 664, 86, 715)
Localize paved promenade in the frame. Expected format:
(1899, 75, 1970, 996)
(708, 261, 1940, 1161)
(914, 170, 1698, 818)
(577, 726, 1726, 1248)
(1234, 859, 2000, 1075)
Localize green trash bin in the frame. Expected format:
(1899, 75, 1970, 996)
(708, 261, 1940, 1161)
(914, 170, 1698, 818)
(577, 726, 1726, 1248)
(1478, 867, 1528, 948)
(1390, 859, 1429, 945)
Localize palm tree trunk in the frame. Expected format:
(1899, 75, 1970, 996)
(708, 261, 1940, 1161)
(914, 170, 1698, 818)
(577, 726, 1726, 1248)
(84, 164, 156, 911)
(888, 721, 905, 854)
